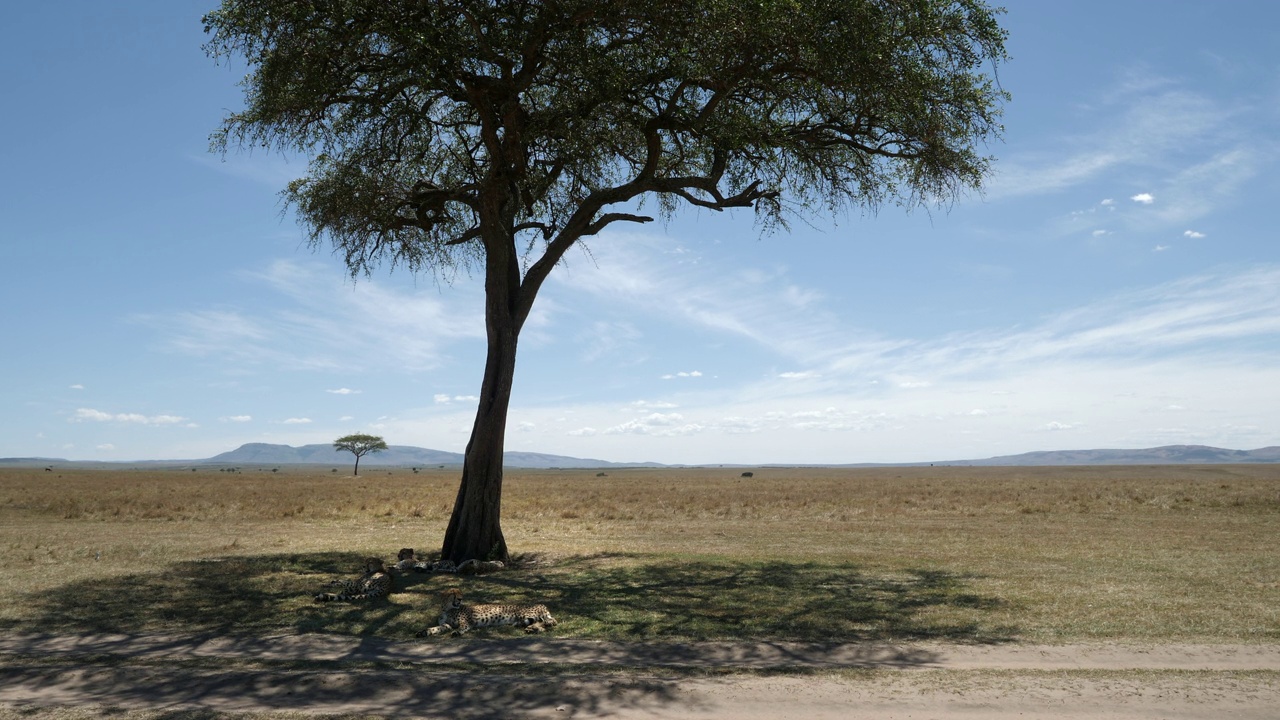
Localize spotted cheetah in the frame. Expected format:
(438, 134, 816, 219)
(415, 588, 557, 636)
(389, 548, 420, 576)
(314, 557, 393, 602)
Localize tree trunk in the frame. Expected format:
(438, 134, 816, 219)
(353, 455, 360, 476)
(439, 328, 517, 563)
(440, 212, 523, 564)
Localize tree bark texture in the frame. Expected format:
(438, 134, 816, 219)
(440, 208, 524, 564)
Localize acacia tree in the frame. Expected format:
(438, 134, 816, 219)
(333, 433, 388, 476)
(204, 0, 1008, 563)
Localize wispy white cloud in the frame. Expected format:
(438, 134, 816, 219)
(628, 400, 679, 410)
(526, 242, 1280, 462)
(282, 417, 312, 425)
(578, 320, 645, 363)
(1184, 230, 1206, 239)
(561, 227, 1280, 406)
(326, 388, 360, 395)
(188, 152, 305, 188)
(986, 80, 1225, 199)
(220, 415, 253, 423)
(69, 384, 84, 390)
(139, 260, 486, 374)
(605, 412, 703, 436)
(984, 66, 1274, 235)
(877, 265, 1280, 382)
(556, 231, 905, 375)
(434, 394, 478, 404)
(661, 370, 703, 380)
(71, 408, 188, 426)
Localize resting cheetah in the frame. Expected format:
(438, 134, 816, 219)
(314, 557, 393, 602)
(390, 548, 420, 576)
(415, 588, 557, 636)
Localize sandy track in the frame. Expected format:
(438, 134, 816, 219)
(2, 633, 1278, 719)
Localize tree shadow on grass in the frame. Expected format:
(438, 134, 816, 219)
(478, 555, 1017, 644)
(0, 552, 440, 637)
(1, 552, 1016, 644)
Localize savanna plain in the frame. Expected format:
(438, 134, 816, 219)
(1, 464, 1277, 718)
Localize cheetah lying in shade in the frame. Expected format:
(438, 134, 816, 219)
(389, 548, 420, 576)
(314, 557, 393, 602)
(416, 587, 557, 636)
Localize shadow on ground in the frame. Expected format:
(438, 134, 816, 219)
(1, 552, 1015, 643)
(0, 661, 689, 720)
(489, 555, 1015, 643)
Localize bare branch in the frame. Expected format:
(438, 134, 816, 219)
(583, 212, 655, 237)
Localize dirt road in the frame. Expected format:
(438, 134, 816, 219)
(2, 633, 1277, 718)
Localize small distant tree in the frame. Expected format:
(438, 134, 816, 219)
(333, 433, 388, 476)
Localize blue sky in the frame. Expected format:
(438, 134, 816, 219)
(3, 1, 1278, 464)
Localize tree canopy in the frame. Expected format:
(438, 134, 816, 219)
(206, 0, 1007, 282)
(206, 0, 1008, 562)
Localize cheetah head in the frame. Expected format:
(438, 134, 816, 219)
(440, 587, 463, 611)
(364, 557, 387, 574)
(397, 548, 416, 561)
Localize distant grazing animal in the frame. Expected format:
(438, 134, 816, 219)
(741, 471, 754, 478)
(314, 557, 393, 602)
(416, 588, 557, 636)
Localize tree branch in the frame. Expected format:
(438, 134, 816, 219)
(583, 212, 654, 237)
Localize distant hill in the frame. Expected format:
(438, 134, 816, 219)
(0, 457, 67, 465)
(5, 443, 1278, 469)
(207, 442, 463, 467)
(205, 443, 655, 469)
(938, 444, 1280, 466)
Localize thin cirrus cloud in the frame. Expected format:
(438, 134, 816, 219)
(139, 259, 485, 374)
(556, 230, 886, 370)
(856, 264, 1280, 385)
(563, 227, 1280, 405)
(984, 69, 1263, 214)
(986, 84, 1221, 198)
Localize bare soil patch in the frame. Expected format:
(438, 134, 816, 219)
(1, 633, 1277, 719)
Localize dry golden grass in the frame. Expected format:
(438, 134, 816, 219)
(0, 464, 1277, 643)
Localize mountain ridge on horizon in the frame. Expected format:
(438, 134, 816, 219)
(4, 442, 1280, 468)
